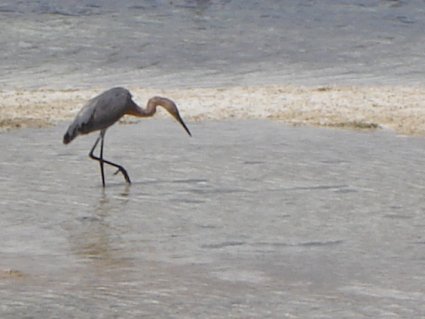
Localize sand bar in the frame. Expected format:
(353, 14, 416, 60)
(1, 85, 425, 135)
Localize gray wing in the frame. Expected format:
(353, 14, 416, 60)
(63, 87, 132, 144)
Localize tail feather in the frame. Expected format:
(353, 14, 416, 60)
(63, 125, 78, 144)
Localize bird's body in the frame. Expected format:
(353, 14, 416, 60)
(64, 87, 132, 143)
(63, 87, 191, 187)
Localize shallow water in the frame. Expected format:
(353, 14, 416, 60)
(1, 120, 425, 318)
(1, 0, 425, 89)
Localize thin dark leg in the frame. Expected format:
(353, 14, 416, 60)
(89, 133, 105, 187)
(89, 131, 131, 186)
(99, 133, 106, 187)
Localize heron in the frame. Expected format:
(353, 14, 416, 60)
(63, 87, 191, 187)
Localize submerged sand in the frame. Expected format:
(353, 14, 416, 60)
(2, 121, 425, 317)
(1, 85, 425, 135)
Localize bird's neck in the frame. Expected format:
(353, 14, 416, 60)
(144, 98, 158, 116)
(127, 96, 173, 118)
(127, 99, 157, 117)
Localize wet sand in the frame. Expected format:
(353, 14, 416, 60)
(2, 85, 425, 135)
(1, 121, 425, 318)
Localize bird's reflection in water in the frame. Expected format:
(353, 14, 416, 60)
(99, 183, 131, 206)
(67, 186, 132, 273)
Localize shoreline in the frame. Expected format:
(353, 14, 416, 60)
(1, 85, 425, 136)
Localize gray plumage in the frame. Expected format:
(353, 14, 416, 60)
(63, 87, 191, 186)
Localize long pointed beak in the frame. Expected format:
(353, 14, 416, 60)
(176, 114, 192, 136)
(155, 96, 192, 136)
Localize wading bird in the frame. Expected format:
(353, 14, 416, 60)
(63, 87, 191, 187)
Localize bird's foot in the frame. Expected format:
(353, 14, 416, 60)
(114, 168, 131, 184)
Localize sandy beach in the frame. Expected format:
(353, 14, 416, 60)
(1, 85, 425, 135)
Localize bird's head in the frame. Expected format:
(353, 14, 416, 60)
(148, 96, 192, 136)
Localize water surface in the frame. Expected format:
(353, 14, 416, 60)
(1, 0, 425, 89)
(1, 120, 425, 318)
